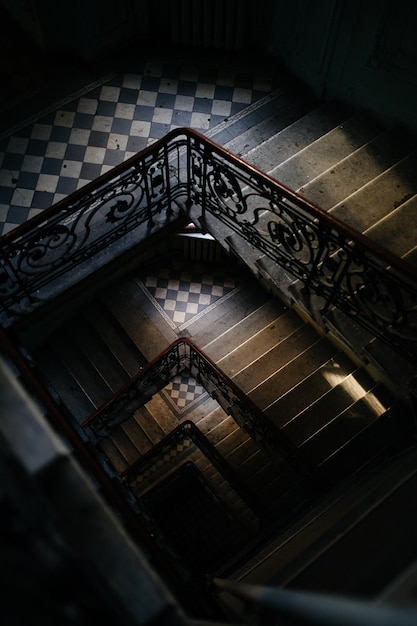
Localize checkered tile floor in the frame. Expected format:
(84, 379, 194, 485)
(0, 57, 277, 235)
(163, 372, 207, 415)
(137, 256, 241, 329)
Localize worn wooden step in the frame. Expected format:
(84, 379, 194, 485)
(265, 352, 357, 429)
(100, 275, 177, 361)
(271, 113, 383, 192)
(363, 194, 417, 262)
(248, 337, 338, 410)
(82, 299, 147, 377)
(222, 87, 317, 158)
(233, 445, 417, 587)
(32, 347, 95, 423)
(232, 324, 323, 394)
(203, 297, 288, 363)
(98, 437, 129, 474)
(243, 101, 351, 175)
(286, 465, 417, 596)
(216, 310, 305, 377)
(133, 405, 166, 446)
(297, 126, 414, 210)
(65, 321, 130, 393)
(282, 367, 377, 446)
(299, 384, 396, 468)
(119, 416, 154, 457)
(144, 393, 180, 436)
(328, 149, 417, 233)
(47, 333, 114, 409)
(190, 275, 271, 347)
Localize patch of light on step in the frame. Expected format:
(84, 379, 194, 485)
(323, 367, 386, 415)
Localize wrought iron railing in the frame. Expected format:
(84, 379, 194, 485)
(1, 128, 417, 363)
(81, 337, 310, 478)
(121, 419, 271, 524)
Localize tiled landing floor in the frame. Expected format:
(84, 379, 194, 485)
(0, 56, 278, 235)
(137, 253, 244, 415)
(137, 255, 241, 330)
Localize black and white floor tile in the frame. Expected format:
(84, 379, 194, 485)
(162, 373, 207, 415)
(0, 57, 276, 235)
(136, 255, 241, 331)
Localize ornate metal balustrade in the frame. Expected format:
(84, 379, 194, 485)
(121, 420, 271, 523)
(82, 337, 311, 478)
(1, 128, 417, 363)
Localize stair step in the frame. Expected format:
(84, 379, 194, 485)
(223, 88, 317, 157)
(190, 397, 224, 429)
(215, 427, 251, 459)
(110, 427, 142, 466)
(120, 416, 153, 456)
(234, 446, 417, 587)
(286, 466, 417, 595)
(299, 384, 394, 467)
(248, 337, 338, 409)
(203, 297, 288, 362)
(205, 415, 240, 447)
(264, 352, 357, 428)
(282, 367, 377, 446)
(232, 324, 322, 394)
(271, 113, 383, 192)
(100, 276, 177, 361)
(216, 310, 305, 377)
(99, 437, 129, 474)
(144, 393, 179, 435)
(32, 348, 95, 423)
(243, 101, 351, 175)
(133, 405, 166, 445)
(66, 321, 130, 393)
(192, 276, 271, 348)
(82, 299, 147, 377)
(328, 149, 417, 233)
(363, 194, 417, 261)
(299, 126, 415, 212)
(49, 333, 114, 409)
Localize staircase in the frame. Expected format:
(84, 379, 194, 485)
(207, 86, 417, 268)
(12, 76, 417, 611)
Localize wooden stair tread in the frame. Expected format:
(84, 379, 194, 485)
(66, 321, 130, 392)
(244, 102, 350, 174)
(265, 352, 357, 428)
(132, 406, 166, 445)
(120, 417, 153, 456)
(235, 446, 417, 587)
(223, 88, 317, 158)
(100, 277, 176, 361)
(300, 385, 395, 466)
(282, 367, 377, 446)
(329, 149, 417, 232)
(272, 113, 382, 193)
(202, 296, 286, 360)
(298, 126, 414, 210)
(363, 194, 417, 259)
(49, 333, 114, 409)
(242, 334, 336, 404)
(99, 437, 129, 474)
(82, 299, 147, 377)
(32, 347, 95, 423)
(216, 310, 305, 376)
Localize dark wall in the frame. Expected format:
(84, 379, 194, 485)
(3, 0, 417, 132)
(267, 0, 417, 132)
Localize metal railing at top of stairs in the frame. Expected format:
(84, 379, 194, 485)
(1, 128, 417, 363)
